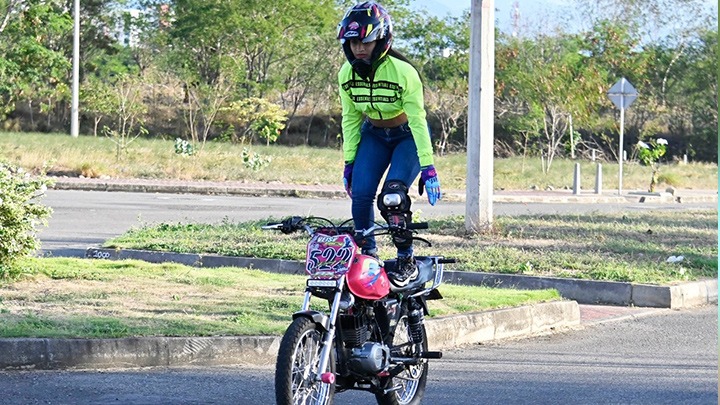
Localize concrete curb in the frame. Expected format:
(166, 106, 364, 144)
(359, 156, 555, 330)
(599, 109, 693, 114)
(445, 270, 635, 306)
(426, 301, 580, 349)
(50, 179, 717, 204)
(86, 248, 307, 275)
(0, 301, 579, 370)
(444, 270, 719, 309)
(51, 180, 347, 200)
(85, 248, 718, 309)
(0, 336, 280, 370)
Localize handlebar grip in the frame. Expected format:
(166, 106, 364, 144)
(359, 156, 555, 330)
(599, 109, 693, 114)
(408, 222, 429, 230)
(437, 258, 457, 264)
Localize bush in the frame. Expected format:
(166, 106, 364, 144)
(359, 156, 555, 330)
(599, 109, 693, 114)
(0, 161, 53, 280)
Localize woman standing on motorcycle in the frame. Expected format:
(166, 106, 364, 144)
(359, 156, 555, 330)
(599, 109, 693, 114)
(337, 1, 442, 288)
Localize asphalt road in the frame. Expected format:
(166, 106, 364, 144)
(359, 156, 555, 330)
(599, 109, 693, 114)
(18, 189, 718, 404)
(1, 306, 716, 405)
(38, 189, 716, 253)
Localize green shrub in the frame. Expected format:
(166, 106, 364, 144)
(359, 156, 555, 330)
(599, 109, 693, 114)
(0, 162, 53, 280)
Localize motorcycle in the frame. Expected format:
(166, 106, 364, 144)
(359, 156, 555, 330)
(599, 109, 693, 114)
(263, 214, 455, 405)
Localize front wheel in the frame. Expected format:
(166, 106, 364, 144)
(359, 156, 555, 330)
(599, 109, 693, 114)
(375, 315, 428, 405)
(275, 317, 335, 405)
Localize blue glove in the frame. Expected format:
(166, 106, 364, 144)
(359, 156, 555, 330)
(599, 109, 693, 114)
(418, 165, 441, 206)
(343, 162, 353, 198)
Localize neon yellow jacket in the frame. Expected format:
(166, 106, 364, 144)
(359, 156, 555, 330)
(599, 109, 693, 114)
(338, 55, 434, 167)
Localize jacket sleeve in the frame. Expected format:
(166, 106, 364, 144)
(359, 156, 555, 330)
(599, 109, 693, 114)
(338, 67, 363, 164)
(401, 65, 434, 167)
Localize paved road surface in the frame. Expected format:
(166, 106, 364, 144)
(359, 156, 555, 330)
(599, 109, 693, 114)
(17, 188, 717, 404)
(1, 306, 716, 405)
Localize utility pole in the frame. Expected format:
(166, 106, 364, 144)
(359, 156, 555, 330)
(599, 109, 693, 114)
(465, 0, 495, 233)
(71, 0, 80, 138)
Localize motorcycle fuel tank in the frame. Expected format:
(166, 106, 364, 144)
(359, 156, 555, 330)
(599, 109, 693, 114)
(346, 254, 391, 300)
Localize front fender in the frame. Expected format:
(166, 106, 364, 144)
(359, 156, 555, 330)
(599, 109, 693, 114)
(292, 310, 329, 331)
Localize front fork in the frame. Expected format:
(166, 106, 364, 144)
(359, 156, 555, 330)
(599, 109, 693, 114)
(299, 276, 346, 383)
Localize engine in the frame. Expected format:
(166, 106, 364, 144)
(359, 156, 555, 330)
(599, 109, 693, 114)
(348, 342, 391, 374)
(339, 305, 391, 374)
(339, 311, 371, 348)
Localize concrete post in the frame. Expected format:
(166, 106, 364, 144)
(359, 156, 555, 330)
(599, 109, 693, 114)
(465, 0, 495, 233)
(595, 163, 602, 194)
(573, 163, 581, 195)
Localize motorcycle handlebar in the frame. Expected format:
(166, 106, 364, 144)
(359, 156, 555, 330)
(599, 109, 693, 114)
(263, 217, 430, 236)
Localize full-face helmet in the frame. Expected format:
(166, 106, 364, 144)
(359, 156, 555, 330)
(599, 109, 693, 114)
(337, 2, 393, 75)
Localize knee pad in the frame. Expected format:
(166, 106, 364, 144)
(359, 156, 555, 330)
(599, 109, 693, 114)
(377, 180, 412, 227)
(377, 180, 414, 250)
(377, 180, 411, 216)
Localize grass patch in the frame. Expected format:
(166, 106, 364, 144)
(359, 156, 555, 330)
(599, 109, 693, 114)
(0, 257, 560, 338)
(104, 210, 718, 284)
(1, 131, 717, 191)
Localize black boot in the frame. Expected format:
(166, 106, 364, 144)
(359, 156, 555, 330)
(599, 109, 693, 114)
(389, 256, 418, 287)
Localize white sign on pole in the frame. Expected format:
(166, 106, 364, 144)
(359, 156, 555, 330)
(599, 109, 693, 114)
(607, 77, 638, 195)
(608, 78, 638, 110)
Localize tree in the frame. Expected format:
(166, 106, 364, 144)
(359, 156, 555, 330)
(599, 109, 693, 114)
(103, 75, 148, 159)
(425, 79, 467, 155)
(399, 11, 471, 152)
(0, 0, 135, 129)
(81, 76, 119, 137)
(653, 29, 718, 161)
(573, 0, 717, 162)
(181, 79, 233, 151)
(0, 0, 72, 124)
(270, 2, 340, 143)
(144, 0, 338, 146)
(218, 97, 288, 146)
(497, 31, 607, 172)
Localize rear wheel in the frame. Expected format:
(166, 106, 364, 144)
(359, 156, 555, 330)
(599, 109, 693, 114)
(375, 315, 428, 405)
(275, 317, 335, 405)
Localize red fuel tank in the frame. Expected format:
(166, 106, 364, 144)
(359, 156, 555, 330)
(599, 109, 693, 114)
(346, 254, 391, 300)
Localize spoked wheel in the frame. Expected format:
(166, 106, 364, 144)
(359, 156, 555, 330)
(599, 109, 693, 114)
(375, 315, 428, 405)
(275, 317, 335, 405)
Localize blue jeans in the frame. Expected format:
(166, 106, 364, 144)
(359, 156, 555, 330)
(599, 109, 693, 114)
(351, 120, 421, 257)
